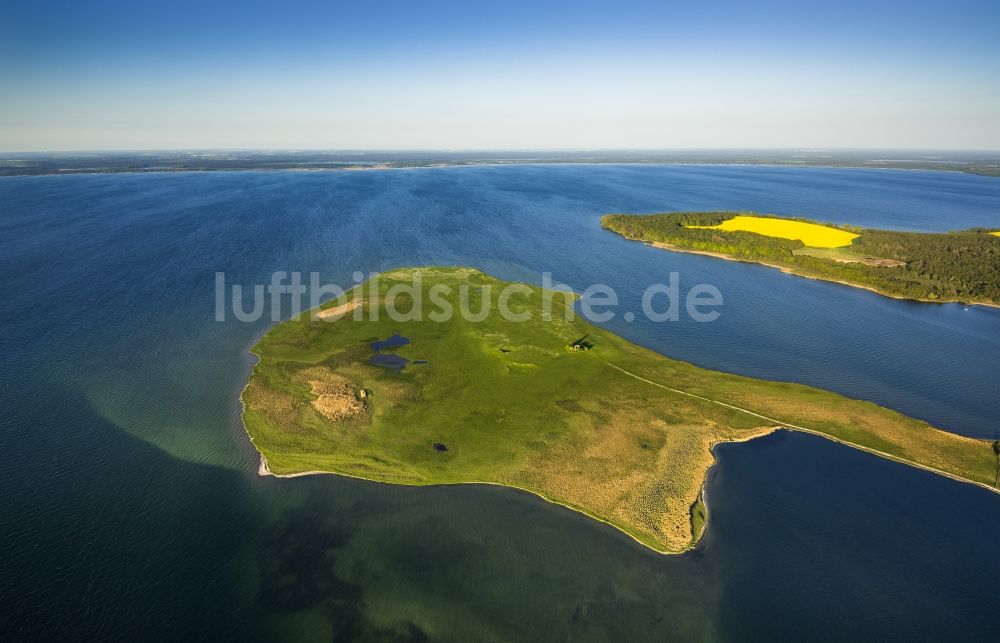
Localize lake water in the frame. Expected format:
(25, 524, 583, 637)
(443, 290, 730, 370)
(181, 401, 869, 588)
(371, 334, 411, 353)
(2, 165, 999, 640)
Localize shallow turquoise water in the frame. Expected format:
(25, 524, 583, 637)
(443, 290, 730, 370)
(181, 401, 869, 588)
(2, 165, 999, 640)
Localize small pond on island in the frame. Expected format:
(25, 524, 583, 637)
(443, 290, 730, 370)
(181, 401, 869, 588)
(369, 334, 414, 371)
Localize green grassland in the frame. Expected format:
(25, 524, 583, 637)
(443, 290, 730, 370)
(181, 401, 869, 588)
(243, 267, 997, 553)
(602, 212, 1000, 306)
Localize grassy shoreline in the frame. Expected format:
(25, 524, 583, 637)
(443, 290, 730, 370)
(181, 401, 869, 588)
(242, 267, 998, 554)
(254, 419, 1000, 556)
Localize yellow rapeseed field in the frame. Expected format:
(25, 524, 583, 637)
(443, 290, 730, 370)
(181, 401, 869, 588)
(687, 215, 859, 248)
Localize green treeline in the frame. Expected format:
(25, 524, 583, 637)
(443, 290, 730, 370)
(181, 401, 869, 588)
(602, 212, 1000, 305)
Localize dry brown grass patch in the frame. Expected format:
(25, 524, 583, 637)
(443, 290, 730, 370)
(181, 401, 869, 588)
(298, 367, 367, 422)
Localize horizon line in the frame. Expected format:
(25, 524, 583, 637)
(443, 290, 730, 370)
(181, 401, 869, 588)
(4, 146, 1000, 156)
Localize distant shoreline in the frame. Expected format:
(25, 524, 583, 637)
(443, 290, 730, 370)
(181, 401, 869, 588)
(3, 154, 1000, 178)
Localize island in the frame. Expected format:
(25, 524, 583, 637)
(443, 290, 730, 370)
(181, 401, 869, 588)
(242, 267, 998, 554)
(602, 212, 1000, 307)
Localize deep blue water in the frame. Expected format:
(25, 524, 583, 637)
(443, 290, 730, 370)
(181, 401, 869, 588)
(371, 334, 411, 352)
(369, 353, 409, 370)
(2, 164, 999, 640)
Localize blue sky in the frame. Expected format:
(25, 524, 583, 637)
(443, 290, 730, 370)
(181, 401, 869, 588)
(3, 0, 999, 151)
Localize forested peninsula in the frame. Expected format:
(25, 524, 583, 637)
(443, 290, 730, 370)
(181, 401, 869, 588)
(602, 212, 1000, 307)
